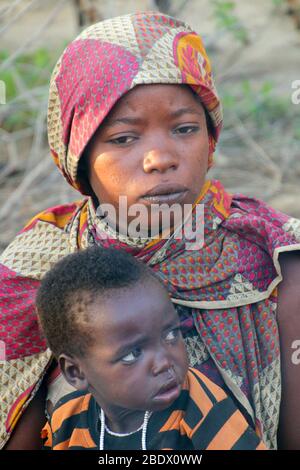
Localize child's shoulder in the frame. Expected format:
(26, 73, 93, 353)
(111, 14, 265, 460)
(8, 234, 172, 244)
(186, 367, 228, 403)
(53, 389, 91, 414)
(182, 368, 266, 450)
(43, 390, 96, 450)
(50, 389, 93, 429)
(184, 368, 231, 419)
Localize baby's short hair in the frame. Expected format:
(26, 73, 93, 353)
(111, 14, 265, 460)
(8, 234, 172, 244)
(36, 246, 158, 359)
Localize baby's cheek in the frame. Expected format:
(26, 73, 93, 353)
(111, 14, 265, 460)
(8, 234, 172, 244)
(178, 341, 189, 370)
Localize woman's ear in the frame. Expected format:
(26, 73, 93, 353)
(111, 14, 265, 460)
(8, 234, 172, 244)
(77, 152, 99, 204)
(207, 134, 215, 170)
(59, 354, 89, 391)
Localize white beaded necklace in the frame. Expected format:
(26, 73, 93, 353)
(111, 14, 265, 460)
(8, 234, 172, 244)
(99, 409, 152, 450)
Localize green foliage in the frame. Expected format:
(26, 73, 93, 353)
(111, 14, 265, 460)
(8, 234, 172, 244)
(221, 80, 300, 141)
(0, 48, 56, 131)
(212, 0, 248, 44)
(0, 48, 53, 98)
(272, 0, 284, 6)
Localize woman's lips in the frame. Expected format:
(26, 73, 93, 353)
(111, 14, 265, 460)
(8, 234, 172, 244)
(141, 183, 188, 205)
(141, 191, 188, 205)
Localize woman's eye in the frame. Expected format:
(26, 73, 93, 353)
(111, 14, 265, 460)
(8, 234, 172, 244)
(121, 348, 142, 364)
(109, 136, 136, 145)
(165, 328, 181, 342)
(174, 125, 199, 135)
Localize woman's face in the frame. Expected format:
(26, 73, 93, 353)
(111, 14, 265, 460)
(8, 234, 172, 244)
(85, 84, 209, 233)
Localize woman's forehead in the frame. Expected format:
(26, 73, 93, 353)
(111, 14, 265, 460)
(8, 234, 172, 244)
(103, 84, 205, 121)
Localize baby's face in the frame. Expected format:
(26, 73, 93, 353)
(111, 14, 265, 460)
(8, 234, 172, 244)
(79, 278, 189, 416)
(86, 84, 209, 232)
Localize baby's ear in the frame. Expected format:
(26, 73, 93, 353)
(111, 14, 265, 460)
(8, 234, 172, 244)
(59, 354, 88, 391)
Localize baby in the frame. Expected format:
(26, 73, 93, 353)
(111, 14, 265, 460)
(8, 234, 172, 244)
(36, 246, 266, 450)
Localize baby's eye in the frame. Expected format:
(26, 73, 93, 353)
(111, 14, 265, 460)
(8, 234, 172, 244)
(109, 135, 136, 145)
(121, 348, 142, 364)
(165, 327, 181, 343)
(174, 125, 199, 135)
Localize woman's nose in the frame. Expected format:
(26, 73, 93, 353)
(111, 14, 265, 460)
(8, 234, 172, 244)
(143, 146, 179, 174)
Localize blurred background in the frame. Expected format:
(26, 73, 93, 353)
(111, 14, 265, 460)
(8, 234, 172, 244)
(0, 0, 300, 252)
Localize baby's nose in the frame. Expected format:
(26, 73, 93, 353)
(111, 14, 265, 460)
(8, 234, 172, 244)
(151, 350, 174, 376)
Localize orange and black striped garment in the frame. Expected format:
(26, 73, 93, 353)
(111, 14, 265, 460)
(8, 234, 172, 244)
(42, 368, 266, 450)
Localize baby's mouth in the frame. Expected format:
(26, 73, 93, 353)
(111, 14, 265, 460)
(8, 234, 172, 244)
(152, 377, 181, 405)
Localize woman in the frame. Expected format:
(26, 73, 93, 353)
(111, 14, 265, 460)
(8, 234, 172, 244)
(1, 11, 300, 450)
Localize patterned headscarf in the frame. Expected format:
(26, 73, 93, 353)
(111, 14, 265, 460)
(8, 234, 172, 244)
(47, 11, 222, 194)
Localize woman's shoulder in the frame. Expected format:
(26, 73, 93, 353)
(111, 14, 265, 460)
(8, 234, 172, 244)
(229, 192, 296, 226)
(0, 199, 87, 280)
(277, 250, 300, 318)
(21, 199, 87, 233)
(225, 192, 300, 253)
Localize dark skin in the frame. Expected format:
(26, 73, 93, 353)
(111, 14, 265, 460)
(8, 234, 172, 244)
(86, 84, 209, 235)
(3, 377, 47, 450)
(4, 84, 300, 448)
(276, 251, 300, 449)
(60, 278, 189, 434)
